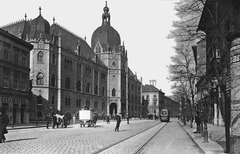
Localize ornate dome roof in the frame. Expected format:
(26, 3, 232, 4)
(29, 7, 50, 40)
(91, 2, 121, 50)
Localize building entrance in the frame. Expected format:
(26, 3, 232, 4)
(110, 103, 117, 116)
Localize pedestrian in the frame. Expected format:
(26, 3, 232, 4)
(195, 114, 201, 133)
(106, 115, 110, 124)
(73, 115, 76, 124)
(115, 113, 121, 132)
(45, 114, 51, 129)
(0, 108, 9, 143)
(126, 115, 129, 124)
(93, 112, 98, 128)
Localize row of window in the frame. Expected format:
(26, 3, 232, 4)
(1, 42, 28, 67)
(37, 51, 107, 81)
(36, 73, 105, 95)
(2, 68, 28, 91)
(42, 95, 106, 109)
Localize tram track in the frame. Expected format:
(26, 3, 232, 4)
(94, 121, 168, 154)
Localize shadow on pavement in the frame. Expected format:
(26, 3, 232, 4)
(5, 138, 37, 143)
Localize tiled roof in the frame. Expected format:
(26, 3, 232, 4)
(50, 23, 106, 67)
(142, 84, 160, 92)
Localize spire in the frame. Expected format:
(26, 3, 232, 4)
(25, 13, 27, 21)
(39, 6, 42, 15)
(102, 1, 110, 25)
(53, 17, 55, 24)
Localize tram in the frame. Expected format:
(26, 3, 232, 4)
(160, 109, 170, 122)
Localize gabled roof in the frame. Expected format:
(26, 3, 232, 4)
(142, 84, 160, 93)
(197, 0, 215, 32)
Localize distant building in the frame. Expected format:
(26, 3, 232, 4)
(0, 28, 33, 124)
(142, 84, 165, 118)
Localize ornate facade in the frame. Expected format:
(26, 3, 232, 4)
(1, 2, 142, 122)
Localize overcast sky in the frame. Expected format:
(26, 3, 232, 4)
(0, 0, 179, 96)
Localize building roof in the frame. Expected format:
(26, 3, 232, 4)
(91, 2, 121, 50)
(0, 28, 33, 49)
(142, 84, 160, 93)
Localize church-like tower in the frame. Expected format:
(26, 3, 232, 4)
(91, 2, 129, 116)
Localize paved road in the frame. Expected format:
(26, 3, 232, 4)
(0, 119, 206, 154)
(0, 120, 159, 154)
(140, 118, 205, 154)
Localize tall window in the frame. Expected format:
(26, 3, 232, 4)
(76, 81, 81, 91)
(102, 102, 105, 111)
(52, 95, 55, 105)
(76, 99, 81, 108)
(36, 73, 44, 85)
(52, 54, 56, 65)
(94, 85, 98, 95)
(112, 88, 116, 96)
(4, 44, 10, 61)
(14, 52, 19, 65)
(22, 52, 27, 67)
(22, 74, 27, 91)
(51, 74, 55, 87)
(3, 68, 10, 88)
(37, 51, 44, 63)
(37, 95, 43, 105)
(65, 78, 70, 89)
(102, 87, 105, 96)
(94, 101, 98, 110)
(86, 83, 90, 93)
(86, 100, 90, 108)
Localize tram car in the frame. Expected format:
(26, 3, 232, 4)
(79, 109, 94, 127)
(160, 109, 170, 122)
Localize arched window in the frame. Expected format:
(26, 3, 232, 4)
(112, 88, 116, 96)
(65, 97, 68, 106)
(76, 80, 81, 91)
(37, 95, 43, 105)
(51, 74, 55, 87)
(36, 73, 44, 85)
(37, 111, 43, 117)
(65, 78, 70, 89)
(86, 83, 90, 93)
(37, 51, 43, 63)
(52, 54, 56, 65)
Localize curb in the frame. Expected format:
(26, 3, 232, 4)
(178, 121, 206, 154)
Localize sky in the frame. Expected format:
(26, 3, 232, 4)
(0, 0, 179, 96)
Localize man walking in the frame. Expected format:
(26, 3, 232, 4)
(45, 114, 51, 129)
(115, 113, 121, 132)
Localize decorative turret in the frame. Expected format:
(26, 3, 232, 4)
(91, 1, 121, 52)
(29, 7, 51, 41)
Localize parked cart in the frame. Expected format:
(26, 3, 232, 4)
(79, 110, 94, 127)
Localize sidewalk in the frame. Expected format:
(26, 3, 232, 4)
(178, 120, 227, 154)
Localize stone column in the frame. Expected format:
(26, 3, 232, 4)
(57, 33, 62, 111)
(227, 33, 240, 154)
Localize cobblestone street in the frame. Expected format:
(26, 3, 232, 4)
(0, 120, 159, 154)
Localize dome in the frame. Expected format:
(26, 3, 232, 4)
(91, 2, 121, 50)
(29, 7, 51, 40)
(91, 24, 121, 50)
